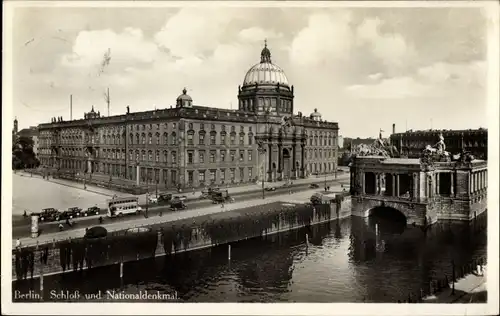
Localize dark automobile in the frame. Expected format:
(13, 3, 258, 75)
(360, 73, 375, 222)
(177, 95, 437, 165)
(170, 199, 187, 210)
(158, 193, 173, 203)
(81, 206, 100, 216)
(37, 208, 60, 222)
(67, 207, 82, 217)
(309, 183, 320, 189)
(84, 226, 107, 239)
(211, 190, 233, 204)
(58, 210, 77, 221)
(265, 186, 276, 191)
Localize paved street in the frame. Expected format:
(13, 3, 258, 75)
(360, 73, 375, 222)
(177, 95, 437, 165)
(13, 185, 334, 248)
(12, 169, 348, 221)
(12, 178, 350, 238)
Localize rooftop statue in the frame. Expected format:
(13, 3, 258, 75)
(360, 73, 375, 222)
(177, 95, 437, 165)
(349, 129, 400, 158)
(421, 133, 451, 163)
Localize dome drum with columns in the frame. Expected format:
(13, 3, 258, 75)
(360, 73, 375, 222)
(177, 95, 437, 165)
(238, 41, 294, 116)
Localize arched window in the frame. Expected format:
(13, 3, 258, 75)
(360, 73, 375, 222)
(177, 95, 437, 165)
(148, 133, 152, 144)
(155, 150, 160, 162)
(156, 132, 160, 145)
(199, 131, 205, 145)
(135, 150, 139, 161)
(136, 133, 140, 144)
(141, 133, 146, 144)
(163, 132, 168, 145)
(248, 133, 253, 145)
(129, 150, 133, 160)
(187, 131, 194, 145)
(171, 132, 177, 145)
(141, 150, 146, 161)
(129, 133, 134, 144)
(164, 150, 168, 163)
(148, 150, 153, 161)
(220, 131, 226, 145)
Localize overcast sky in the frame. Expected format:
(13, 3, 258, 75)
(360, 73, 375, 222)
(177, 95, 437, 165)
(9, 5, 489, 138)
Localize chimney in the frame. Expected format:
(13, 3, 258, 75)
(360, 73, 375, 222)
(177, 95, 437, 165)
(392, 124, 396, 135)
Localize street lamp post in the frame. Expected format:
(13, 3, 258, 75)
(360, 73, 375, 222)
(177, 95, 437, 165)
(324, 170, 327, 191)
(258, 145, 267, 200)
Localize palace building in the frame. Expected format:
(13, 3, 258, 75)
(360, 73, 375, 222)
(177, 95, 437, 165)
(390, 128, 487, 160)
(37, 43, 339, 189)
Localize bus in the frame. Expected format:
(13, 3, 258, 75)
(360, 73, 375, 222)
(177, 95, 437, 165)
(107, 196, 142, 218)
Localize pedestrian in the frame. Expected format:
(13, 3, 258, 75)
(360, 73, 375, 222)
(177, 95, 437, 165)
(99, 216, 103, 224)
(221, 203, 224, 209)
(59, 223, 64, 231)
(16, 238, 21, 249)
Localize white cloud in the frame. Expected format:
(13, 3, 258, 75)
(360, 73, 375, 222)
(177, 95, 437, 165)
(288, 11, 353, 66)
(346, 60, 486, 99)
(356, 18, 417, 71)
(61, 28, 159, 71)
(368, 72, 384, 81)
(346, 77, 430, 99)
(154, 8, 240, 59)
(238, 27, 282, 42)
(417, 61, 486, 88)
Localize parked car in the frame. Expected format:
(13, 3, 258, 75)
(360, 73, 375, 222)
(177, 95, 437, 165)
(265, 186, 276, 191)
(170, 199, 187, 210)
(81, 206, 100, 216)
(148, 196, 158, 204)
(309, 183, 320, 189)
(37, 208, 60, 222)
(158, 193, 173, 203)
(67, 207, 82, 217)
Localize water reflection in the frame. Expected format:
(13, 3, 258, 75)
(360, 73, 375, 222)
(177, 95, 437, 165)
(13, 214, 486, 303)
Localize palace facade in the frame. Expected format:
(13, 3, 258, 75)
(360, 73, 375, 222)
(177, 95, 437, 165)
(390, 128, 487, 160)
(37, 43, 339, 189)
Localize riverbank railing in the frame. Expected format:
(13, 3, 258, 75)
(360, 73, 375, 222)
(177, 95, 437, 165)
(395, 255, 487, 303)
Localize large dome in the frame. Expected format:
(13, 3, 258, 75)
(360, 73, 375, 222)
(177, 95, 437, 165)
(242, 41, 289, 87)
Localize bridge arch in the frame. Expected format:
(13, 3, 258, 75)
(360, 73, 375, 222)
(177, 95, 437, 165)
(368, 206, 407, 224)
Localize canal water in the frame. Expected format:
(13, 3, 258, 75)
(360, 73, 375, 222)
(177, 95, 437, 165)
(13, 211, 487, 303)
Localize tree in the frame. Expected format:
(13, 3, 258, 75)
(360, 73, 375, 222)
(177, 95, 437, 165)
(12, 136, 40, 170)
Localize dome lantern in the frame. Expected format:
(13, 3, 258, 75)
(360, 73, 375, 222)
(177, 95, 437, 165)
(176, 87, 193, 108)
(310, 108, 322, 121)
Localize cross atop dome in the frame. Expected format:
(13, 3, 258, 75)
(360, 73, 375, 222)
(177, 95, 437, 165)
(260, 39, 272, 63)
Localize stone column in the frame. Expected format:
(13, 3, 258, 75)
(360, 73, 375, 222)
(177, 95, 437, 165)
(377, 173, 382, 195)
(291, 142, 297, 179)
(136, 164, 140, 186)
(300, 143, 305, 178)
(450, 172, 455, 196)
(391, 174, 396, 197)
(485, 170, 488, 189)
(436, 173, 440, 195)
(277, 142, 282, 178)
(361, 171, 366, 195)
(468, 172, 472, 194)
(413, 173, 418, 200)
(481, 171, 485, 191)
(472, 172, 476, 193)
(268, 142, 273, 182)
(396, 174, 400, 197)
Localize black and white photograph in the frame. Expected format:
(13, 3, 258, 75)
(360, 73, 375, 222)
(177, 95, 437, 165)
(2, 1, 499, 315)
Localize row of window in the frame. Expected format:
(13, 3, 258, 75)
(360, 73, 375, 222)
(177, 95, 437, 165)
(97, 149, 257, 164)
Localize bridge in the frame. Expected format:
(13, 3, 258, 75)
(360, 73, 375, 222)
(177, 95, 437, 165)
(349, 156, 487, 226)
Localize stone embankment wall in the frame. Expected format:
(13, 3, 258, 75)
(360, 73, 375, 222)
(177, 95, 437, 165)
(12, 196, 352, 281)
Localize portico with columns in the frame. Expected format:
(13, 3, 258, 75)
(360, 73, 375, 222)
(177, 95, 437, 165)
(350, 156, 488, 225)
